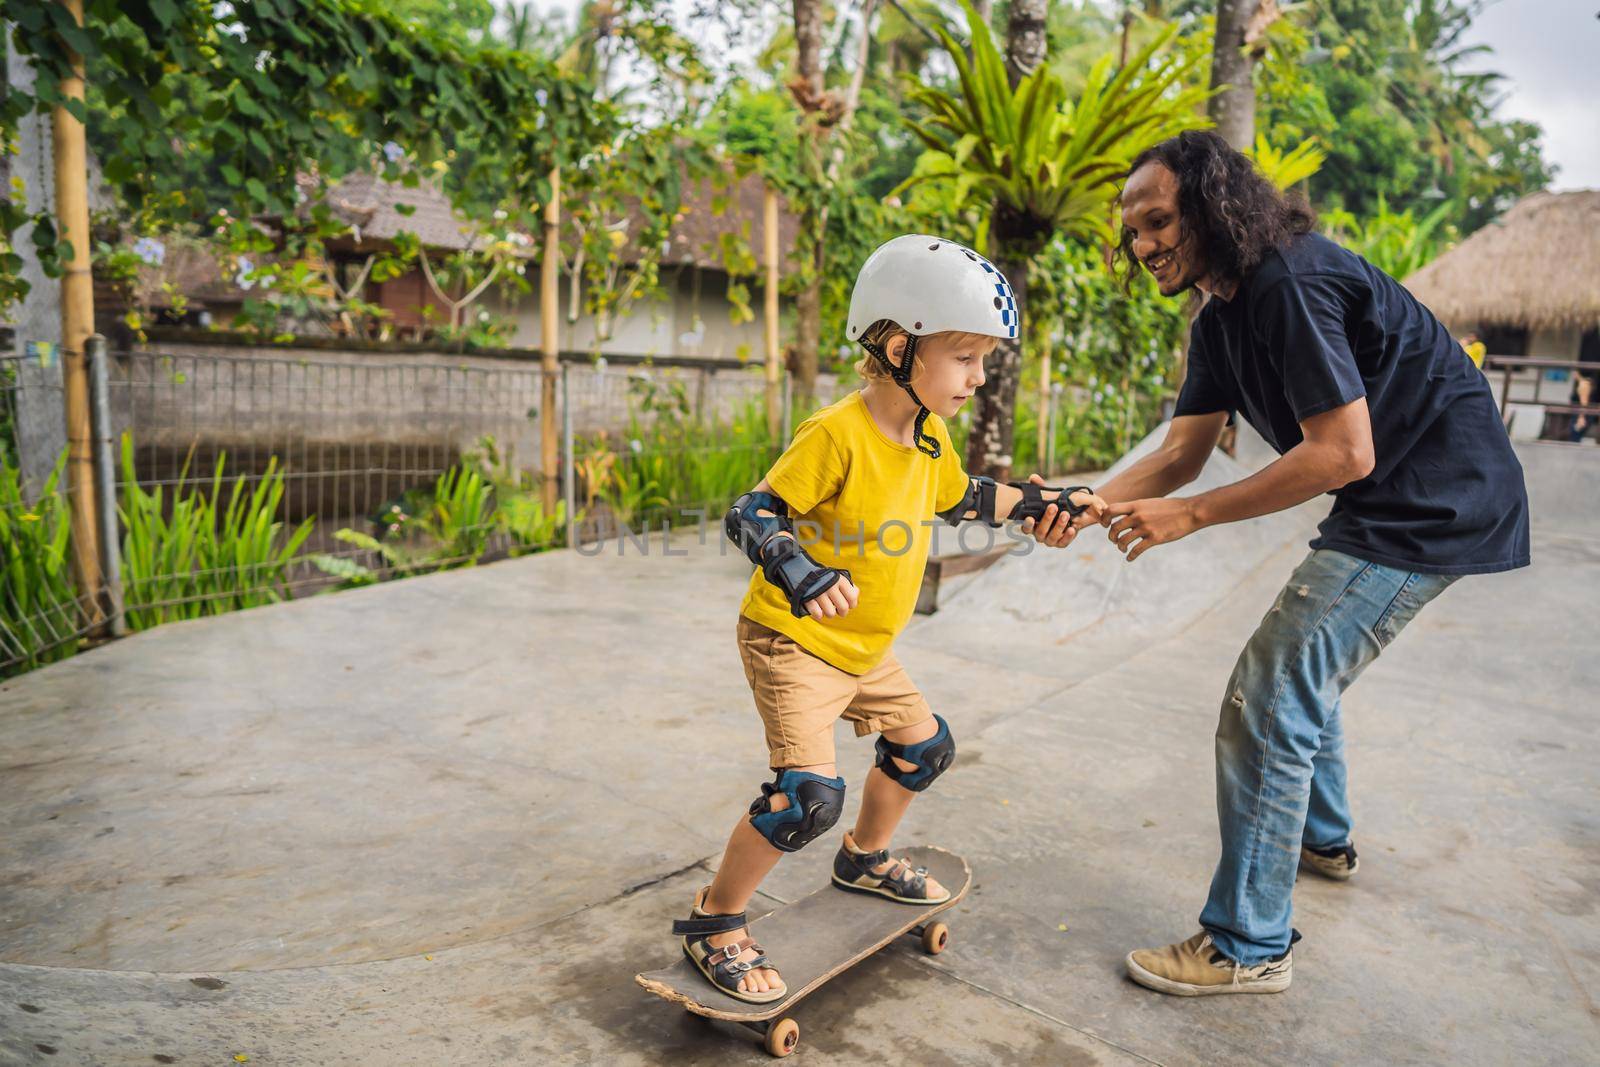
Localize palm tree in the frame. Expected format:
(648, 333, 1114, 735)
(900, 4, 1208, 478)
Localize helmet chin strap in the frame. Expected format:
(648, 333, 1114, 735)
(858, 334, 942, 459)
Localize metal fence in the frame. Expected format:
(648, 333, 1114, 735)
(1, 350, 108, 673)
(1, 340, 792, 677)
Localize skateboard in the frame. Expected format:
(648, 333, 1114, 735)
(635, 846, 970, 1058)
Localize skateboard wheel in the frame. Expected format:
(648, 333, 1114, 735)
(765, 1018, 799, 1057)
(921, 921, 950, 955)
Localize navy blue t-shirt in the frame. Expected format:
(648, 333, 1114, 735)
(1175, 233, 1530, 575)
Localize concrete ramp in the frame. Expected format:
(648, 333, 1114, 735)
(1514, 439, 1600, 538)
(2, 425, 1596, 1065)
(906, 423, 1322, 678)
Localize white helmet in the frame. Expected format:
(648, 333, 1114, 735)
(846, 234, 1018, 343)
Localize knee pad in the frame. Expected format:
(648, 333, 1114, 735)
(875, 714, 955, 792)
(748, 769, 846, 853)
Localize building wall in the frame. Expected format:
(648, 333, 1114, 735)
(490, 264, 786, 363)
(106, 335, 815, 520)
(1528, 326, 1581, 360)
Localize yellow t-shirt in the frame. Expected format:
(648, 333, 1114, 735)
(740, 391, 970, 675)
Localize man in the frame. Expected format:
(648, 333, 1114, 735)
(1032, 131, 1530, 995)
(1567, 328, 1598, 442)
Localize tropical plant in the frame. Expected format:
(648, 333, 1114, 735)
(496, 493, 569, 552)
(573, 381, 781, 537)
(1268, 0, 1553, 233)
(898, 2, 1209, 478)
(311, 458, 505, 587)
(1024, 237, 1185, 472)
(0, 453, 80, 676)
(425, 466, 496, 565)
(463, 435, 574, 553)
(0, 0, 612, 320)
(1323, 195, 1454, 280)
(902, 13, 1207, 247)
(118, 439, 314, 631)
(1248, 134, 1326, 191)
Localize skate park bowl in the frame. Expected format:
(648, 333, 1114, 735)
(2, 428, 1596, 1064)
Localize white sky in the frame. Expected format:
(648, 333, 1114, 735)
(1460, 0, 1599, 190)
(517, 0, 1598, 190)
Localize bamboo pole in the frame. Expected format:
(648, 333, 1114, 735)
(541, 167, 561, 513)
(52, 0, 103, 628)
(763, 186, 781, 440)
(1036, 337, 1053, 475)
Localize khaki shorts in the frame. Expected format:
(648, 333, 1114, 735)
(737, 616, 933, 769)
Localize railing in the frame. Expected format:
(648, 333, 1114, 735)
(1484, 355, 1600, 434)
(1, 338, 793, 677)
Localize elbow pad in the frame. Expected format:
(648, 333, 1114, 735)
(725, 490, 792, 567)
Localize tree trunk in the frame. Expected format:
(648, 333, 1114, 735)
(791, 0, 825, 404)
(1209, 0, 1258, 149)
(1004, 0, 1048, 88)
(965, 249, 1026, 481)
(964, 0, 1049, 479)
(793, 0, 824, 94)
(794, 272, 821, 407)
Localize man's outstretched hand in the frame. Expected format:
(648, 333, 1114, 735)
(1102, 497, 1203, 561)
(1020, 475, 1107, 548)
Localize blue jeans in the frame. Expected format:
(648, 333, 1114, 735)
(1200, 550, 1458, 964)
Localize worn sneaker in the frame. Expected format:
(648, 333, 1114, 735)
(1300, 842, 1358, 881)
(1125, 930, 1297, 996)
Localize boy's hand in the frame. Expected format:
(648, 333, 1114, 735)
(1019, 475, 1106, 548)
(805, 575, 859, 620)
(1064, 488, 1108, 523)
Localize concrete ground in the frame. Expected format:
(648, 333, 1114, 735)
(2, 437, 1596, 1066)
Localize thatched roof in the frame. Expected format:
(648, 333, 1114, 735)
(126, 235, 242, 307)
(1405, 190, 1600, 332)
(310, 168, 799, 268)
(108, 168, 801, 309)
(652, 170, 800, 269)
(313, 173, 491, 253)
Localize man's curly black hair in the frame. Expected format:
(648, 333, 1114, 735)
(1114, 129, 1316, 293)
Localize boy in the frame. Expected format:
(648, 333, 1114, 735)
(672, 235, 1104, 1002)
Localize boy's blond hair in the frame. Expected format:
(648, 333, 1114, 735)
(854, 319, 1000, 382)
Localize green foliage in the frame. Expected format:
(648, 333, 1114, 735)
(324, 465, 494, 581)
(707, 86, 926, 370)
(311, 436, 572, 587)
(562, 129, 718, 351)
(463, 435, 574, 553)
(1022, 239, 1187, 472)
(117, 438, 315, 631)
(900, 5, 1210, 251)
(0, 0, 615, 316)
(1261, 0, 1553, 233)
(494, 492, 569, 553)
(1323, 195, 1455, 280)
(424, 466, 496, 564)
(576, 376, 781, 534)
(0, 453, 80, 676)
(1248, 134, 1327, 191)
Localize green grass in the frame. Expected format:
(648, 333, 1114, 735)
(0, 452, 81, 676)
(118, 436, 315, 631)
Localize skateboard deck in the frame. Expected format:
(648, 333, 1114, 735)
(635, 846, 970, 1057)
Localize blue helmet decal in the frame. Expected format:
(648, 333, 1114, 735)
(959, 244, 1018, 339)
